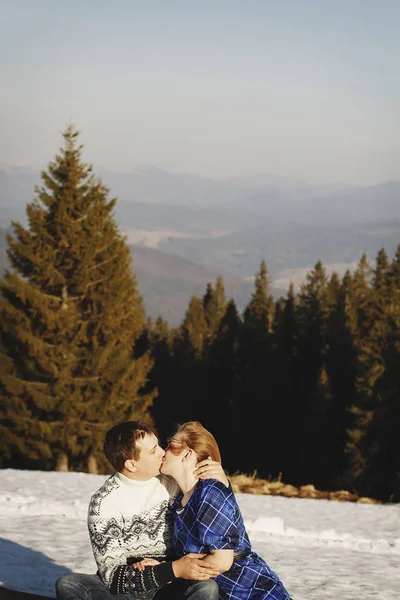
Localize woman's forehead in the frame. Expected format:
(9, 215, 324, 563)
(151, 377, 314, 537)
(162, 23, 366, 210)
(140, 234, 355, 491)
(169, 433, 184, 444)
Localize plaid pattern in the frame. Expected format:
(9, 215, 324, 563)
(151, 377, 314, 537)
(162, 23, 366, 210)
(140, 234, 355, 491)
(173, 480, 291, 600)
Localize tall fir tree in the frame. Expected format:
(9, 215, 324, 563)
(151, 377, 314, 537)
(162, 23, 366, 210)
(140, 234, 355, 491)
(295, 260, 332, 484)
(0, 127, 153, 471)
(201, 299, 242, 471)
(238, 260, 275, 475)
(270, 283, 299, 480)
(243, 260, 275, 333)
(373, 248, 390, 294)
(170, 296, 208, 424)
(352, 247, 400, 499)
(147, 316, 177, 444)
(323, 271, 358, 489)
(356, 322, 400, 501)
(344, 253, 386, 490)
(387, 245, 400, 297)
(202, 276, 227, 343)
(179, 296, 208, 358)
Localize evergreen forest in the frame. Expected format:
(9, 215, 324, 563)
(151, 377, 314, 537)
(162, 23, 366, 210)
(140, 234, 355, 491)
(1, 128, 399, 502)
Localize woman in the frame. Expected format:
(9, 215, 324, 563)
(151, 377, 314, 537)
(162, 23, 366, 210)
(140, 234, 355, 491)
(135, 422, 291, 600)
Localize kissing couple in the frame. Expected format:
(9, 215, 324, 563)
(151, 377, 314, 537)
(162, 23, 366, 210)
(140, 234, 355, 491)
(56, 420, 291, 600)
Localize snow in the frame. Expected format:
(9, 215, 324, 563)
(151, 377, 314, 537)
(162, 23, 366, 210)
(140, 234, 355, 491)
(0, 469, 399, 599)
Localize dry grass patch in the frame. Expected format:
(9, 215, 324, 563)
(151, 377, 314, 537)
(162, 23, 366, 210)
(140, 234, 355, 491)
(229, 472, 380, 503)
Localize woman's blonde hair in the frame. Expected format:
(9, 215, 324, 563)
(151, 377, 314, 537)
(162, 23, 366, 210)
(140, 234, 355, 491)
(168, 421, 221, 463)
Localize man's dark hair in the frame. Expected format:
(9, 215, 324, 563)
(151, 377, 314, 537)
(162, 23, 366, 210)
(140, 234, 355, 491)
(103, 421, 154, 472)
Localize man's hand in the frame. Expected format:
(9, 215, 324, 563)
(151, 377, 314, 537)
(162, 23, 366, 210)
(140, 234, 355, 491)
(172, 553, 220, 580)
(194, 456, 229, 487)
(132, 559, 161, 572)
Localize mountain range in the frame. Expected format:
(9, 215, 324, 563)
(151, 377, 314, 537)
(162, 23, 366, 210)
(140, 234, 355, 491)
(0, 229, 276, 324)
(1, 166, 399, 323)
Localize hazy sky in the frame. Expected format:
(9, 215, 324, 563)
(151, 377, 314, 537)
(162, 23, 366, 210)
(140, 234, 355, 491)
(1, 0, 399, 184)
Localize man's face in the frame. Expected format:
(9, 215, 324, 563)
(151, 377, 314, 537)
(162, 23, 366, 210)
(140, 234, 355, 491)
(130, 433, 165, 480)
(160, 433, 186, 477)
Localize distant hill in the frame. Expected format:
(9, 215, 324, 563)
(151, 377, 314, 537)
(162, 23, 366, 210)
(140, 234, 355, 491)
(98, 166, 250, 207)
(0, 230, 280, 325)
(131, 245, 262, 324)
(115, 199, 254, 236)
(225, 172, 354, 201)
(1, 166, 399, 307)
(2, 166, 399, 227)
(159, 221, 400, 280)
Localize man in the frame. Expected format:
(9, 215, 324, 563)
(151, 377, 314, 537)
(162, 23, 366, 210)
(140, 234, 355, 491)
(56, 421, 229, 600)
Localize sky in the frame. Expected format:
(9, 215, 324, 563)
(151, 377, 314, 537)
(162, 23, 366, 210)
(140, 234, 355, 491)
(1, 0, 399, 184)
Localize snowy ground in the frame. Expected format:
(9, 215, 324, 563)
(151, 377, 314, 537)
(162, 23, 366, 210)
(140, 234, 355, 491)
(0, 470, 399, 600)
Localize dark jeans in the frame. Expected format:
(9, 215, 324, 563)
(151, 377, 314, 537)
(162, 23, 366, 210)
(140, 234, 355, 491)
(56, 573, 219, 600)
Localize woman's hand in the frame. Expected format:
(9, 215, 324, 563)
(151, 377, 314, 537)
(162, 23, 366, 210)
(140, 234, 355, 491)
(172, 553, 220, 580)
(194, 456, 229, 487)
(131, 558, 161, 572)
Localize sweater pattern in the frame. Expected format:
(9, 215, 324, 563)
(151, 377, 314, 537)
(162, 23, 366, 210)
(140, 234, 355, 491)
(88, 473, 178, 595)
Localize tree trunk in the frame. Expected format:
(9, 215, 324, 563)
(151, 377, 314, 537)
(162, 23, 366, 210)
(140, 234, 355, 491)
(55, 452, 68, 472)
(88, 453, 98, 474)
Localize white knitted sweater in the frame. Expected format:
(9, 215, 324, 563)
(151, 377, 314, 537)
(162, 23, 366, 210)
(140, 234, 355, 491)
(88, 472, 179, 594)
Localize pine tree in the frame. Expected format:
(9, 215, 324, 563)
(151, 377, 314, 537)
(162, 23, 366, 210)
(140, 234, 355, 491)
(0, 127, 153, 471)
(237, 260, 275, 475)
(353, 247, 400, 499)
(202, 276, 227, 342)
(324, 271, 358, 489)
(179, 296, 207, 357)
(327, 272, 341, 304)
(373, 248, 390, 294)
(356, 323, 400, 501)
(243, 260, 275, 333)
(147, 316, 176, 444)
(344, 253, 387, 490)
(202, 299, 242, 471)
(271, 283, 299, 480)
(169, 296, 208, 424)
(295, 260, 332, 484)
(388, 245, 400, 290)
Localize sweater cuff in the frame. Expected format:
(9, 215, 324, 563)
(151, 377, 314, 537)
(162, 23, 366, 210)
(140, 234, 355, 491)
(110, 562, 176, 595)
(153, 561, 177, 586)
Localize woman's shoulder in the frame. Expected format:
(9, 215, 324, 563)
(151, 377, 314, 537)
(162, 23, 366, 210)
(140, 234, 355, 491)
(195, 478, 234, 502)
(193, 479, 239, 521)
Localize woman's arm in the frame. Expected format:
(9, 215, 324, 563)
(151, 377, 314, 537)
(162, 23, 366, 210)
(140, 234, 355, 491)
(193, 481, 239, 571)
(132, 553, 233, 575)
(201, 549, 234, 573)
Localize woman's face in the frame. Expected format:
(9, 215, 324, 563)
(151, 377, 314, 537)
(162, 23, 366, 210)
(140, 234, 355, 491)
(160, 432, 188, 476)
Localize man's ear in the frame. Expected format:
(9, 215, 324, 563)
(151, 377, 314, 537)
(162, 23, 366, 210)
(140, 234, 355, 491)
(124, 458, 137, 473)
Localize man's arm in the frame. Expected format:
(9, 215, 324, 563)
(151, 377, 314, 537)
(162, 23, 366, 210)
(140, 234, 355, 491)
(88, 513, 219, 595)
(131, 555, 221, 581)
(110, 561, 176, 595)
(111, 554, 220, 594)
